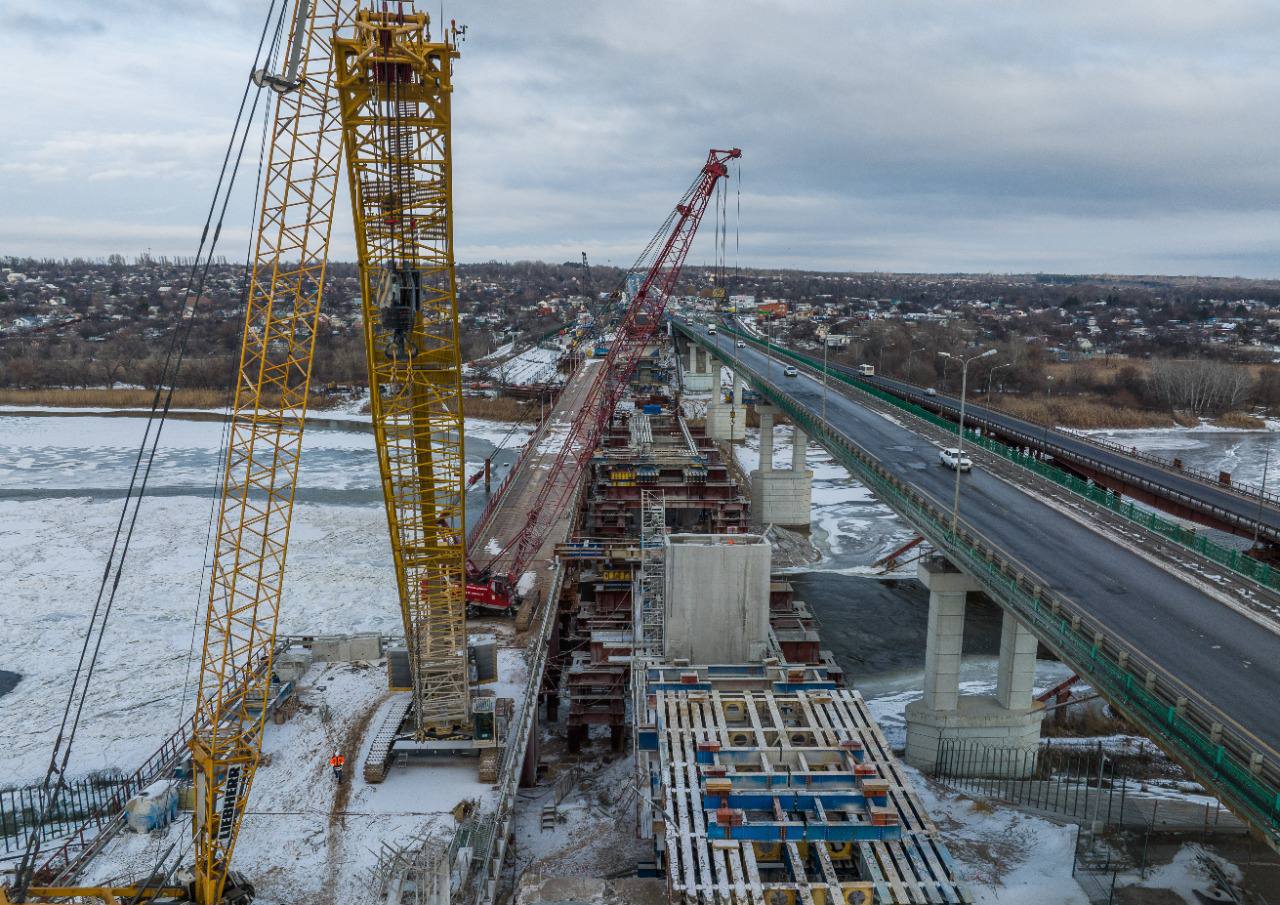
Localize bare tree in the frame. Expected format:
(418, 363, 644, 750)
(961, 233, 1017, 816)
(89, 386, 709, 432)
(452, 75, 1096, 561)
(1148, 359, 1254, 415)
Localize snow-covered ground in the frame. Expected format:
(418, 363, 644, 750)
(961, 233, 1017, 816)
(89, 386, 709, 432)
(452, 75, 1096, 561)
(0, 411, 532, 787)
(910, 767, 1089, 905)
(507, 754, 648, 881)
(493, 345, 563, 386)
(81, 645, 529, 904)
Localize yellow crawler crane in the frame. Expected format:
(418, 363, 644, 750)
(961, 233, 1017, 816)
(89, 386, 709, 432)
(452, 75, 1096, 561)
(333, 9, 471, 740)
(7, 3, 475, 904)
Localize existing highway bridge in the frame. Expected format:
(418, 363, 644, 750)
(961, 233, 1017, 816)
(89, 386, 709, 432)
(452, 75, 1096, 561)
(855, 368, 1280, 545)
(674, 316, 1280, 848)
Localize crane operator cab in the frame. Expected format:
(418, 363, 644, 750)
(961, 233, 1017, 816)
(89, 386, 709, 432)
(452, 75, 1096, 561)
(375, 264, 423, 359)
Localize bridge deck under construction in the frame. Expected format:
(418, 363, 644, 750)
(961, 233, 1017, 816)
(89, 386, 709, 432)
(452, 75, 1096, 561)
(470, 360, 601, 615)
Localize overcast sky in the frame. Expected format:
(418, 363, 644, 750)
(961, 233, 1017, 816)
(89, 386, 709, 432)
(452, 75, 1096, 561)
(2, 1, 1279, 276)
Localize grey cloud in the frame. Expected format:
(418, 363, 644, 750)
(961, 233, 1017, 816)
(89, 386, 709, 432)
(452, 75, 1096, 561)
(1, 0, 1279, 276)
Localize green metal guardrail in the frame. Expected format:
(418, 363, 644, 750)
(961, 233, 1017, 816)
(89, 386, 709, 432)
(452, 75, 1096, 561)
(717, 323, 1280, 595)
(677, 322, 1280, 849)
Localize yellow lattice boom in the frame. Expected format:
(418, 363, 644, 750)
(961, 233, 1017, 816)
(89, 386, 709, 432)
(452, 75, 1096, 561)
(187, 1, 351, 902)
(334, 9, 470, 735)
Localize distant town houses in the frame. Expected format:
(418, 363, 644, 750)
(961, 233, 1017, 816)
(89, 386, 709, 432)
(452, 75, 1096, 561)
(5, 257, 1280, 373)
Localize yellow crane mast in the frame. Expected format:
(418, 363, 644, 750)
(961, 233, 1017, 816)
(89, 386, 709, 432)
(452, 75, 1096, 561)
(8, 2, 474, 903)
(190, 1, 351, 901)
(334, 9, 471, 739)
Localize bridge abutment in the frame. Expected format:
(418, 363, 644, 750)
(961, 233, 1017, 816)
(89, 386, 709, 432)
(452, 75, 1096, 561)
(905, 558, 1044, 776)
(750, 407, 813, 529)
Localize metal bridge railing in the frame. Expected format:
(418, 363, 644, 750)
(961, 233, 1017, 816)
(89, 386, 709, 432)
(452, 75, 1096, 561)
(677, 322, 1280, 850)
(1062, 427, 1280, 509)
(712, 322, 1280, 596)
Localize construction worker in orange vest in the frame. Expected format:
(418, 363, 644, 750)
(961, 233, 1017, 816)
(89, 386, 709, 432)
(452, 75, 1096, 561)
(329, 750, 345, 782)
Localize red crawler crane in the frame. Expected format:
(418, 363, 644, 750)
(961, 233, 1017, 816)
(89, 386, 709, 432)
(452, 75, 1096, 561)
(466, 148, 741, 611)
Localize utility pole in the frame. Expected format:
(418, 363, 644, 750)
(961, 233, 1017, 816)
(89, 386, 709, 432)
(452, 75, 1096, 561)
(940, 348, 996, 532)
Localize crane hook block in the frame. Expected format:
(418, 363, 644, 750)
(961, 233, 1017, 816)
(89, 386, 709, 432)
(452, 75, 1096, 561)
(377, 266, 423, 358)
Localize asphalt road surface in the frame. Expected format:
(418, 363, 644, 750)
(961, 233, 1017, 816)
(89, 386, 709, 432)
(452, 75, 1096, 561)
(687, 322, 1280, 759)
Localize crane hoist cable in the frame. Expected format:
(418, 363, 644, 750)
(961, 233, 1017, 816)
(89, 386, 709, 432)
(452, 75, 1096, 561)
(135, 32, 288, 905)
(10, 3, 291, 899)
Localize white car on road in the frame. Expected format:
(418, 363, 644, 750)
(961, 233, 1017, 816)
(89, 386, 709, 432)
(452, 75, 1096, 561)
(939, 447, 972, 472)
(783, 365, 798, 377)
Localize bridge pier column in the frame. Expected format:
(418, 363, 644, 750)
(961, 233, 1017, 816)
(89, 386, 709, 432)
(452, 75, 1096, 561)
(996, 610, 1038, 710)
(750, 408, 813, 530)
(706, 362, 746, 441)
(792, 428, 808, 471)
(759, 406, 775, 469)
(905, 558, 1044, 777)
(683, 343, 714, 392)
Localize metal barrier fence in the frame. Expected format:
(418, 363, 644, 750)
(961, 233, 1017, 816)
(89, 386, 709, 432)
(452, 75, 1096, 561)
(934, 740, 1127, 826)
(1060, 427, 1280, 509)
(851, 371, 1280, 546)
(713, 322, 1280, 594)
(0, 776, 132, 858)
(675, 321, 1280, 850)
(36, 639, 293, 883)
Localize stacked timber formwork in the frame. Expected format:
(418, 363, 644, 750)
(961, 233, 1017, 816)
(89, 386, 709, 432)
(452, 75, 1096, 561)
(636, 664, 971, 905)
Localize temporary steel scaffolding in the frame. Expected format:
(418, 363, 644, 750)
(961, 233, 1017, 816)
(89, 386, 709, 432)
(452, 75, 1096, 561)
(635, 489, 668, 663)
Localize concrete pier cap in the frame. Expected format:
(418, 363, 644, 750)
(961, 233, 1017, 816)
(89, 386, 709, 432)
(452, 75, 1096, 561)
(663, 533, 771, 664)
(905, 557, 1045, 777)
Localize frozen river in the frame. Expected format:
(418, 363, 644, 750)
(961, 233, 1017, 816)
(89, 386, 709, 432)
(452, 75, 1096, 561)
(2, 409, 1276, 784)
(0, 409, 530, 785)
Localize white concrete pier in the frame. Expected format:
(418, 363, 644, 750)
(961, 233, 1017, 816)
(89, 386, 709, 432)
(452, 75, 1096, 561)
(904, 558, 1045, 776)
(683, 343, 715, 392)
(749, 406, 813, 529)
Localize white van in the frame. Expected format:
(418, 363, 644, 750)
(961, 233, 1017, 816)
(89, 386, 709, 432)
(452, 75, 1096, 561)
(858, 364, 875, 376)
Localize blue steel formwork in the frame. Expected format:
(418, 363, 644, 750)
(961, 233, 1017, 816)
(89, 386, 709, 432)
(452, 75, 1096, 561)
(637, 664, 971, 904)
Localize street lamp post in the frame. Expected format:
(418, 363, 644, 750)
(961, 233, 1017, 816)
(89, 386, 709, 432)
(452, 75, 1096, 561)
(767, 317, 775, 380)
(1253, 447, 1271, 549)
(939, 348, 997, 532)
(906, 345, 927, 380)
(987, 362, 1012, 399)
(822, 336, 830, 423)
